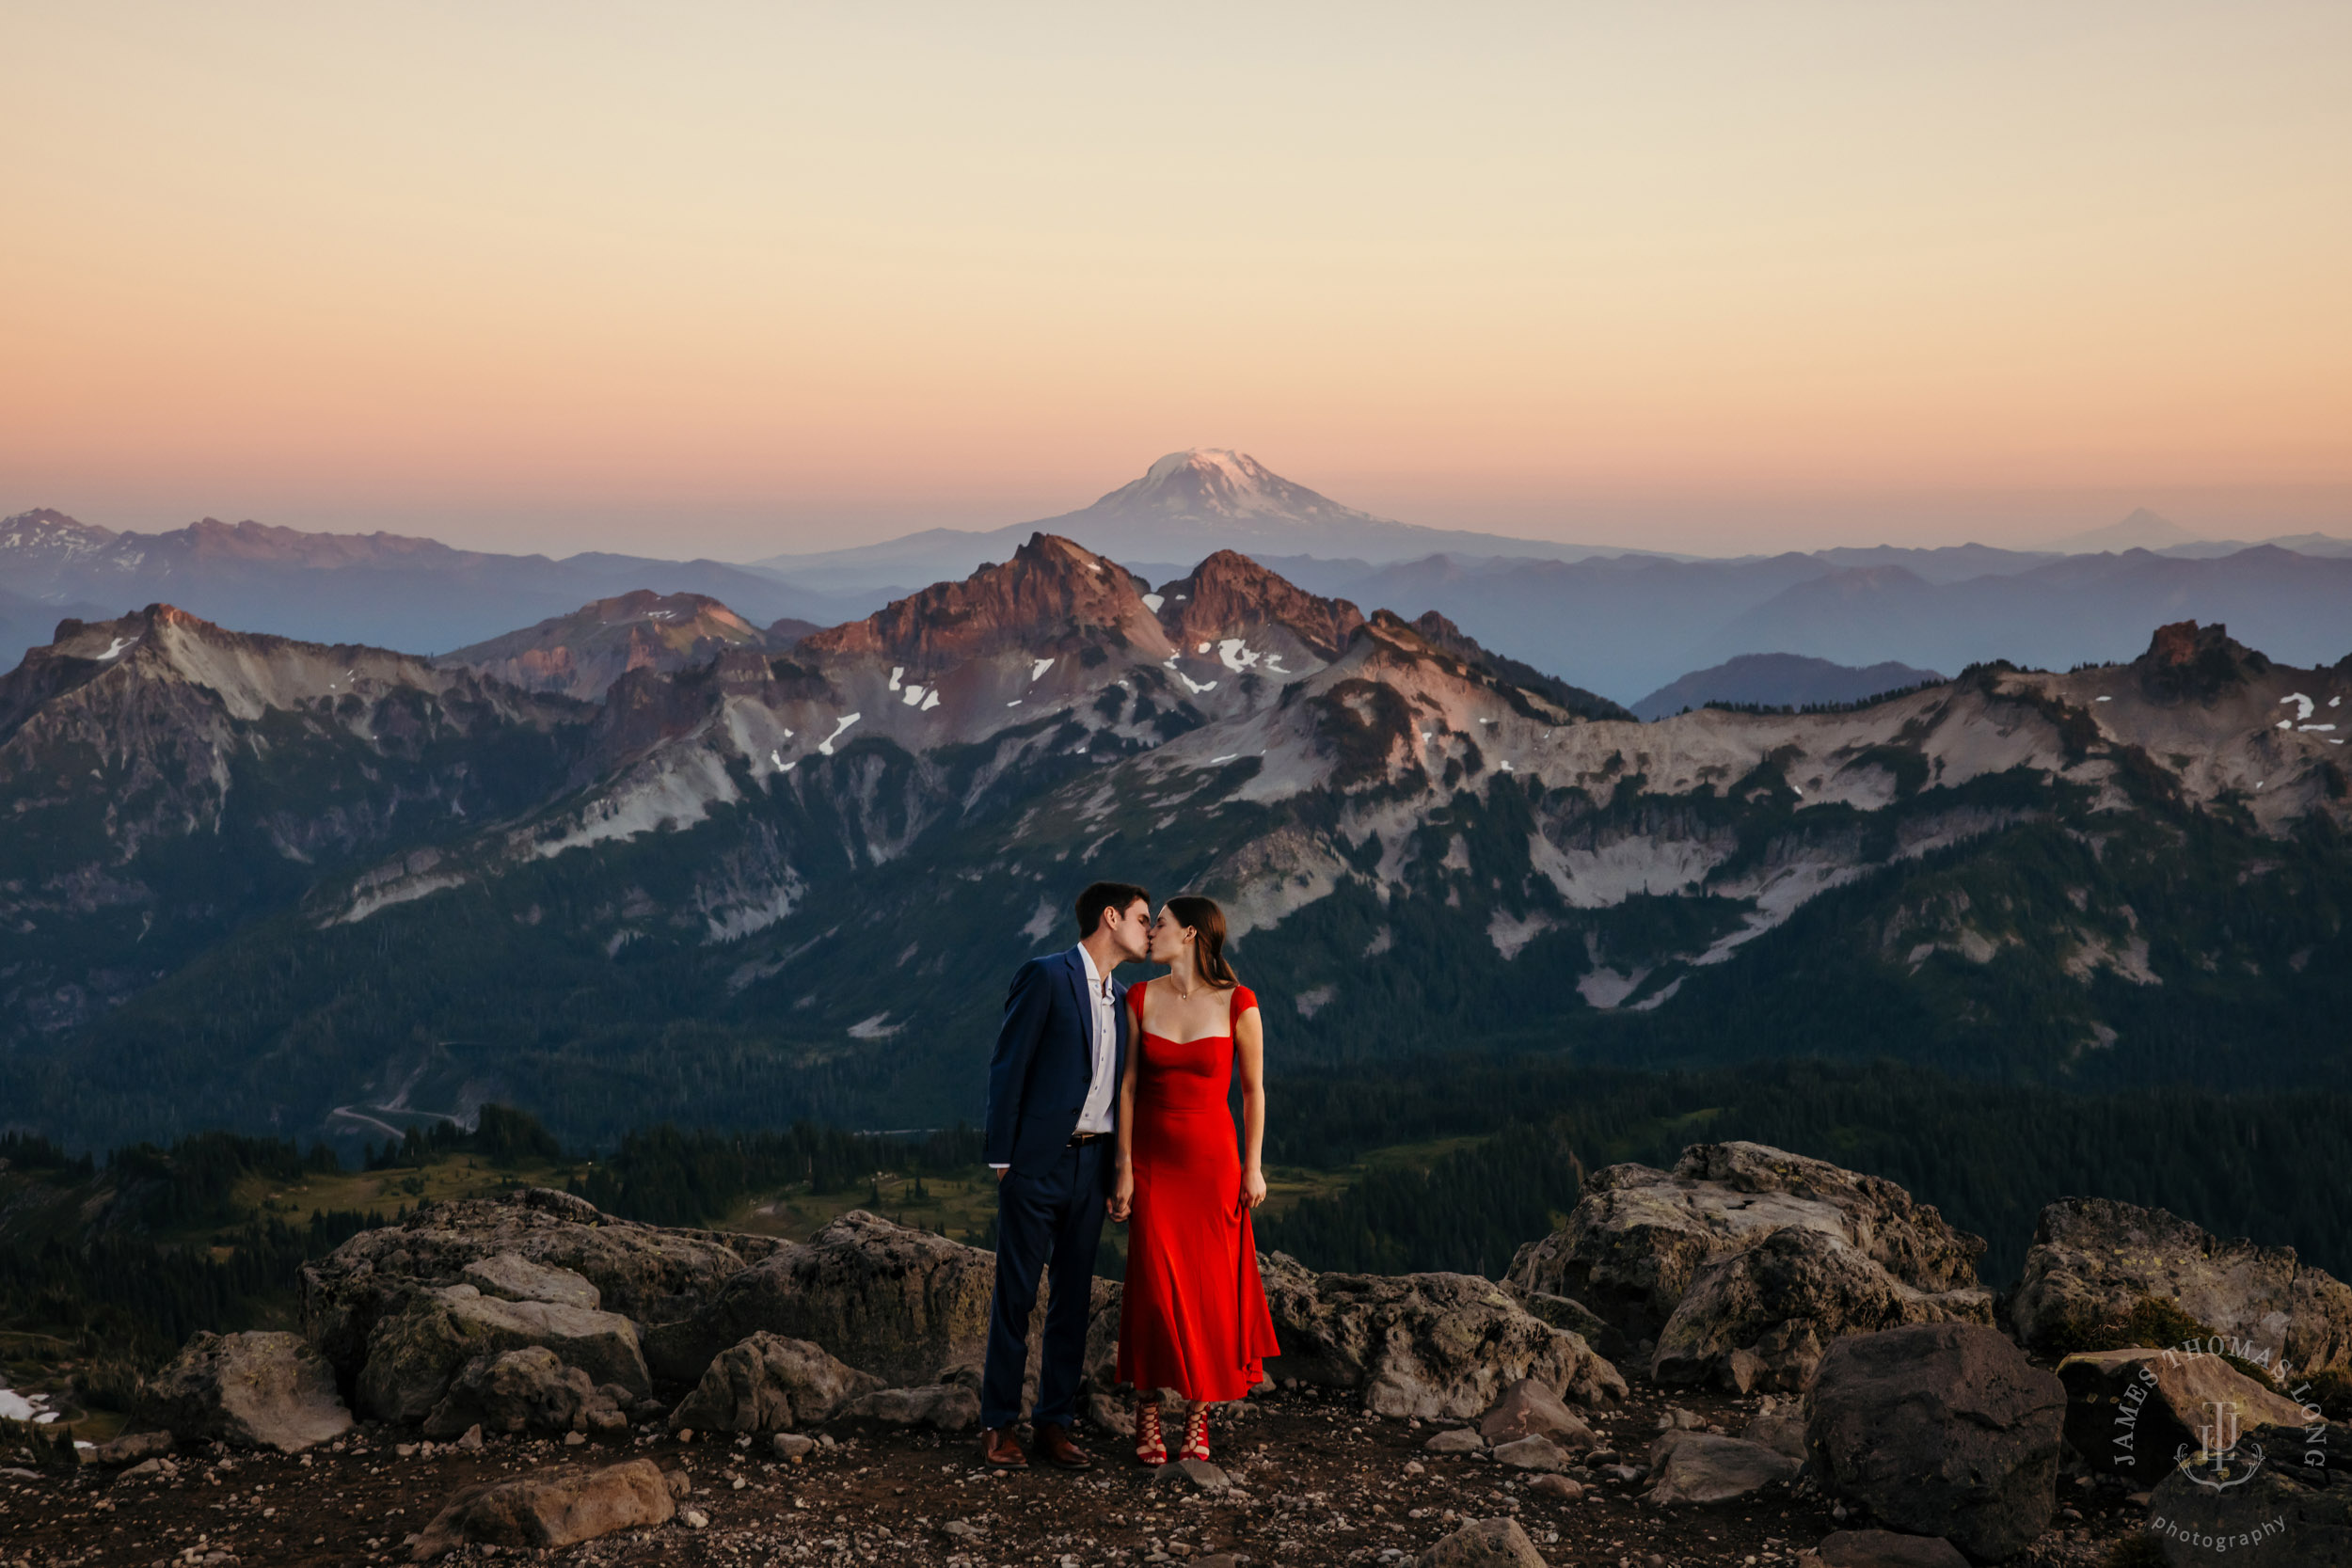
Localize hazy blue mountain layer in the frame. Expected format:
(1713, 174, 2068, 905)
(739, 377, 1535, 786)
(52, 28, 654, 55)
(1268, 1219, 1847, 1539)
(1631, 653, 1945, 721)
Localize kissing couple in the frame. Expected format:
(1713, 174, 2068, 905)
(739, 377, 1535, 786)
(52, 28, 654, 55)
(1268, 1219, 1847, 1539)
(977, 880, 1281, 1471)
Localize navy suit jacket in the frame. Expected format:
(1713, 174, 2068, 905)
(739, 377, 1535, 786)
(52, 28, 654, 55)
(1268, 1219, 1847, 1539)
(983, 947, 1128, 1184)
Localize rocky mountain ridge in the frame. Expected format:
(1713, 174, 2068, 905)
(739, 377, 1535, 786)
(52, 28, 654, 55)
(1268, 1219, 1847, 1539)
(437, 590, 807, 702)
(2, 528, 2348, 1146)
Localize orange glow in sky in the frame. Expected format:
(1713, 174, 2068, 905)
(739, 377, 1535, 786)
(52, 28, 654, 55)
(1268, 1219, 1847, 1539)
(3, 3, 2347, 557)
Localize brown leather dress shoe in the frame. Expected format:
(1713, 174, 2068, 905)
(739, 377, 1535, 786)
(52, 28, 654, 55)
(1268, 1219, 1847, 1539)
(1034, 1420, 1092, 1470)
(979, 1426, 1028, 1468)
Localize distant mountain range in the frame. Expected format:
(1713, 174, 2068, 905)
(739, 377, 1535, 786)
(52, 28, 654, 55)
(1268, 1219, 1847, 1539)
(8, 454, 2350, 706)
(748, 449, 1672, 593)
(0, 509, 886, 669)
(1630, 654, 1945, 721)
(1260, 545, 2352, 703)
(4, 532, 2347, 1152)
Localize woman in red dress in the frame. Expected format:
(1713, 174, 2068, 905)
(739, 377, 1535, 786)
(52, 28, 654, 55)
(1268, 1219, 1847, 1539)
(1108, 895, 1280, 1465)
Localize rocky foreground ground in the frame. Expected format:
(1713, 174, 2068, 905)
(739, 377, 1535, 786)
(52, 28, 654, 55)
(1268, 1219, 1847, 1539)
(9, 1140, 2352, 1567)
(1, 1377, 2152, 1567)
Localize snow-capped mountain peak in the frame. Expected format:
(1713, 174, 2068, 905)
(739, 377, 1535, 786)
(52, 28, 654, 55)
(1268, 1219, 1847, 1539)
(1094, 449, 1383, 530)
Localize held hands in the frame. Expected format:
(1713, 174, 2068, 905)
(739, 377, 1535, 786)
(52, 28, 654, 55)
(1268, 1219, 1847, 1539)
(1241, 1164, 1268, 1212)
(1108, 1163, 1136, 1223)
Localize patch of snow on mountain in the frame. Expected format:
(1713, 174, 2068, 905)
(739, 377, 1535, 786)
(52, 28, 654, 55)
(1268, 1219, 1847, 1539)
(1141, 594, 1165, 612)
(817, 713, 862, 754)
(1216, 639, 1260, 672)
(531, 748, 742, 860)
(1529, 831, 1727, 909)
(0, 1387, 51, 1422)
(1629, 978, 1685, 1011)
(336, 872, 468, 925)
(1577, 963, 1651, 1009)
(1487, 910, 1552, 959)
(1031, 657, 1055, 681)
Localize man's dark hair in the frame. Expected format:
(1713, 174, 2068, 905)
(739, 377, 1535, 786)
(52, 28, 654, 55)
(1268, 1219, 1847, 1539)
(1074, 881, 1150, 939)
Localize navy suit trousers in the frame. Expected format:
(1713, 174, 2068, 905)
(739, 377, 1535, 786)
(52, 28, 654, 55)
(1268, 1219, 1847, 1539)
(980, 1139, 1105, 1430)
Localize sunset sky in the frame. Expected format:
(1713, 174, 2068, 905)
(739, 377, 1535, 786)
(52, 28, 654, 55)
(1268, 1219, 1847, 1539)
(4, 3, 2347, 558)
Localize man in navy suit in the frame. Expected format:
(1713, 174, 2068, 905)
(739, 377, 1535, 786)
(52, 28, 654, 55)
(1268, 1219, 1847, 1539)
(978, 879, 1152, 1469)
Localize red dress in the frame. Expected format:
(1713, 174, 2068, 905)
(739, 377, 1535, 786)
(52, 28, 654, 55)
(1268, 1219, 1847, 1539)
(1116, 982, 1282, 1402)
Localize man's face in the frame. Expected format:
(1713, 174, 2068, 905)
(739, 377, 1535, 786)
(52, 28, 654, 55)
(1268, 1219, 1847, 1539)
(1106, 898, 1152, 963)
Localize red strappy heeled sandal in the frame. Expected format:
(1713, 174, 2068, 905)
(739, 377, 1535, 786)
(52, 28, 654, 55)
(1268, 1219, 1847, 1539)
(1181, 1405, 1210, 1463)
(1134, 1400, 1168, 1466)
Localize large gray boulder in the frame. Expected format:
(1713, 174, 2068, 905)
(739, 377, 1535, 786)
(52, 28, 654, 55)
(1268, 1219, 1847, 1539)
(421, 1346, 629, 1440)
(410, 1458, 683, 1558)
(1262, 1254, 1626, 1419)
(461, 1253, 601, 1310)
(303, 1188, 767, 1385)
(643, 1212, 999, 1387)
(2011, 1197, 2352, 1377)
(1505, 1143, 1989, 1393)
(1507, 1143, 1986, 1369)
(668, 1332, 882, 1433)
(357, 1284, 650, 1424)
(1655, 1227, 1994, 1392)
(142, 1331, 353, 1453)
(2146, 1450, 2352, 1567)
(2057, 1347, 2312, 1480)
(1808, 1323, 2066, 1562)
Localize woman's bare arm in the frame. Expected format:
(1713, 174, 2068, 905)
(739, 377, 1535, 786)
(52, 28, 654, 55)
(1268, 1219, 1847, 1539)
(1110, 987, 1143, 1221)
(1236, 1002, 1267, 1210)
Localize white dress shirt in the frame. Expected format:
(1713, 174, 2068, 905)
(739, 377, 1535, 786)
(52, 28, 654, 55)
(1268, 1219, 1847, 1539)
(1073, 944, 1119, 1135)
(990, 946, 1120, 1169)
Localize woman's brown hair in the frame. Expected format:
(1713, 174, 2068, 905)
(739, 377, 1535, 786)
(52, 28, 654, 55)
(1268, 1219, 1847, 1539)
(1164, 895, 1239, 990)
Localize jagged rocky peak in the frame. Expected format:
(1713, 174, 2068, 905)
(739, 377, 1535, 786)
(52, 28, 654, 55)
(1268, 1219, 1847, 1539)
(799, 533, 1163, 664)
(2, 602, 575, 752)
(1152, 549, 1366, 661)
(440, 590, 771, 701)
(2134, 618, 2271, 703)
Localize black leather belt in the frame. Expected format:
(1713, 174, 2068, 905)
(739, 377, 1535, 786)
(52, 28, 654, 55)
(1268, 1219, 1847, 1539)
(1068, 1132, 1107, 1146)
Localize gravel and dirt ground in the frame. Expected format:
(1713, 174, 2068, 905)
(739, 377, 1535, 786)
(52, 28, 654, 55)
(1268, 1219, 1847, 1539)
(1, 1381, 2149, 1567)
